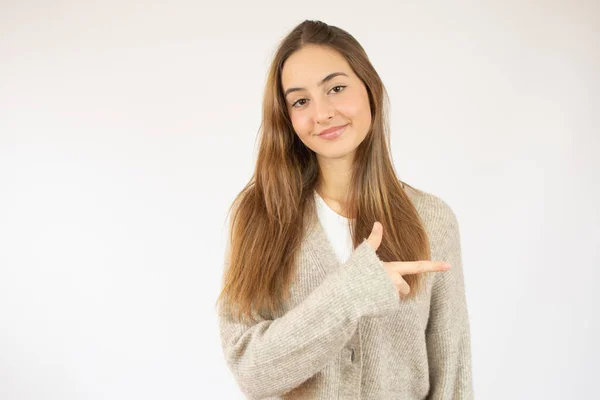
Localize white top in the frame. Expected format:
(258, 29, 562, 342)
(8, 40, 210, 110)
(313, 190, 354, 264)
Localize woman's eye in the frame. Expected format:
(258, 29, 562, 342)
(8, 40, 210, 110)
(292, 99, 307, 108)
(330, 85, 346, 93)
(291, 86, 346, 109)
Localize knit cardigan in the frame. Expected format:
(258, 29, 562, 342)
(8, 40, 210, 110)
(217, 184, 474, 399)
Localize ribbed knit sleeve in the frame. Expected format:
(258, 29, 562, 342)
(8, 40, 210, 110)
(217, 238, 400, 399)
(425, 199, 474, 400)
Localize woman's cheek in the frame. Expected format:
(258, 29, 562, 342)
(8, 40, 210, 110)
(292, 115, 311, 137)
(337, 99, 360, 119)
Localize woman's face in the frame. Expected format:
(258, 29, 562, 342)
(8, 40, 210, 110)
(281, 45, 372, 161)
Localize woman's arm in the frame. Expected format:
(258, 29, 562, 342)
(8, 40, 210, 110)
(425, 201, 474, 399)
(217, 237, 400, 399)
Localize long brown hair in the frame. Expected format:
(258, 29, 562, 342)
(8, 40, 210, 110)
(216, 20, 431, 324)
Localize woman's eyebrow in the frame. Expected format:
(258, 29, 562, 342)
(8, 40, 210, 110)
(284, 72, 349, 98)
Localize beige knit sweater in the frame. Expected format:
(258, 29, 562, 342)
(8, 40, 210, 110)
(217, 184, 473, 399)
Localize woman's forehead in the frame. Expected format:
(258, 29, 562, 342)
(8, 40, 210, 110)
(281, 47, 352, 88)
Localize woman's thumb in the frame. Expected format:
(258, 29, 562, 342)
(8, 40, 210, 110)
(367, 221, 382, 251)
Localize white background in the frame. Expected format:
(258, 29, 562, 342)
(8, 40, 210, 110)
(1, 1, 598, 399)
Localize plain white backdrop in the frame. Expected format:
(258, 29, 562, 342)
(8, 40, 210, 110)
(1, 1, 598, 399)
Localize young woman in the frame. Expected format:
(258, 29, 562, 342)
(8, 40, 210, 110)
(216, 20, 473, 399)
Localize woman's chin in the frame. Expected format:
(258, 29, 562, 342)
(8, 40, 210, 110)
(316, 146, 357, 161)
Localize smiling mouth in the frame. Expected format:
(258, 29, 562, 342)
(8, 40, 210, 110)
(317, 124, 347, 140)
(318, 124, 348, 136)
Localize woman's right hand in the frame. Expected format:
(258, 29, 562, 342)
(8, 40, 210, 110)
(366, 221, 451, 297)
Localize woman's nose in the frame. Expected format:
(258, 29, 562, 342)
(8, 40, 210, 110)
(313, 96, 335, 123)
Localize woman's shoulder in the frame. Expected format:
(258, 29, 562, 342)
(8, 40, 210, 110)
(401, 181, 460, 232)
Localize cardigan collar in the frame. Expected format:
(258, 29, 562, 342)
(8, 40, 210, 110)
(303, 182, 416, 276)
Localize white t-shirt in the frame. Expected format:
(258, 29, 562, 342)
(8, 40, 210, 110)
(313, 190, 354, 264)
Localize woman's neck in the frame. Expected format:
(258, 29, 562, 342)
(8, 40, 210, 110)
(316, 154, 353, 204)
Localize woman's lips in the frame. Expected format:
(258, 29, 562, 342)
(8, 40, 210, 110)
(318, 124, 347, 140)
